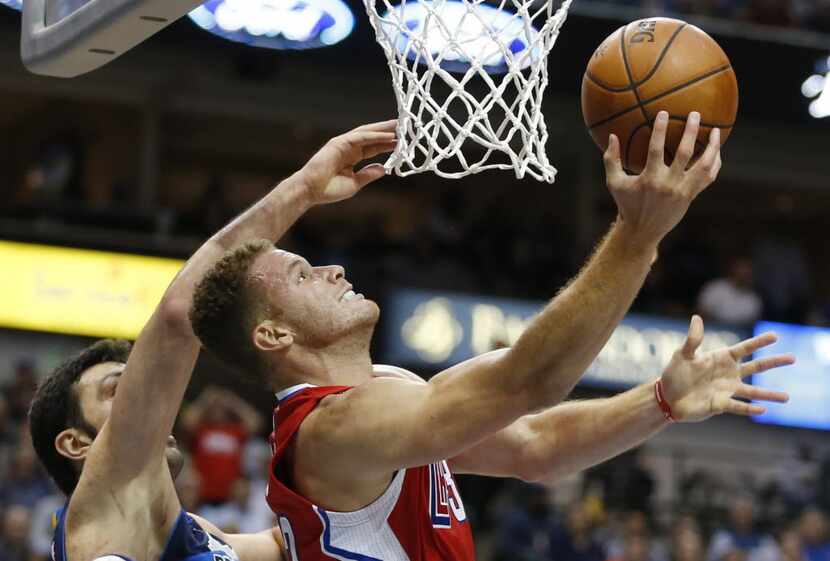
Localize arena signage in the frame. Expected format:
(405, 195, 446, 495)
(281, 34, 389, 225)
(382, 288, 745, 388)
(0, 241, 183, 339)
(802, 55, 830, 119)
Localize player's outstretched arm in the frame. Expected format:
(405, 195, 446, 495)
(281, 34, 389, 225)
(448, 316, 794, 483)
(81, 121, 397, 490)
(303, 112, 723, 478)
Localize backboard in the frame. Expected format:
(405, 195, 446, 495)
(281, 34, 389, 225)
(21, 0, 203, 78)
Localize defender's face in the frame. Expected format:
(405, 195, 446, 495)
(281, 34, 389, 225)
(249, 249, 379, 346)
(71, 362, 184, 479)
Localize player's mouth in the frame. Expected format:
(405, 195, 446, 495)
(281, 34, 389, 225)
(339, 285, 364, 303)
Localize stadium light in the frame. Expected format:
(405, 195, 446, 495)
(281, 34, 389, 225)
(0, 0, 21, 10)
(803, 55, 830, 119)
(380, 0, 541, 74)
(188, 0, 355, 50)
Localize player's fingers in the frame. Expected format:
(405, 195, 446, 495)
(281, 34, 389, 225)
(729, 332, 778, 360)
(353, 163, 388, 189)
(724, 399, 766, 417)
(348, 131, 397, 146)
(740, 353, 796, 378)
(361, 140, 399, 160)
(671, 112, 700, 173)
(603, 134, 625, 183)
(690, 127, 720, 183)
(644, 111, 669, 173)
(732, 383, 789, 403)
(681, 315, 705, 359)
(354, 119, 398, 133)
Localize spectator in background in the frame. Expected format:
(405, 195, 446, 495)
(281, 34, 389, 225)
(672, 517, 705, 561)
(492, 484, 557, 561)
(29, 493, 64, 561)
(609, 534, 652, 561)
(605, 511, 669, 561)
(4, 358, 38, 422)
(549, 502, 606, 561)
(0, 445, 52, 508)
(0, 394, 18, 477)
(798, 508, 830, 561)
(707, 495, 780, 561)
(778, 445, 819, 516)
(753, 235, 812, 324)
(181, 386, 263, 504)
(697, 257, 762, 328)
(198, 477, 267, 534)
(0, 505, 33, 561)
(779, 526, 807, 561)
(242, 440, 277, 533)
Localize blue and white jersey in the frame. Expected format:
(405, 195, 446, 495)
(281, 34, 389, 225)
(52, 506, 239, 561)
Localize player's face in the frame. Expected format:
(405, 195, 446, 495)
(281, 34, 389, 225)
(249, 249, 379, 346)
(72, 362, 184, 479)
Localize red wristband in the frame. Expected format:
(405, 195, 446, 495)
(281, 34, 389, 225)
(654, 379, 676, 423)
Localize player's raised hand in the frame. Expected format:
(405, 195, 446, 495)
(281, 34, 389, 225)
(658, 315, 794, 423)
(603, 111, 722, 247)
(296, 120, 398, 205)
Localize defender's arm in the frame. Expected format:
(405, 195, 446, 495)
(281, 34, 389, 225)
(79, 122, 397, 490)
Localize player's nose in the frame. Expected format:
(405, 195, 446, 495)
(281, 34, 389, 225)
(319, 265, 345, 283)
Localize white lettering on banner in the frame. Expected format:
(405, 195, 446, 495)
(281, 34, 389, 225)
(470, 304, 528, 354)
(401, 298, 463, 362)
(398, 293, 741, 386)
(802, 56, 830, 119)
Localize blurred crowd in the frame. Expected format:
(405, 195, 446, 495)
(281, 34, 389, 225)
(609, 0, 830, 31)
(4, 362, 830, 561)
(485, 444, 830, 561)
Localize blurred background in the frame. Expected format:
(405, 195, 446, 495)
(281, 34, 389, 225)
(1, 0, 830, 560)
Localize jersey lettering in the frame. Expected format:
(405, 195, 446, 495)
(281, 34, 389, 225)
(279, 516, 300, 561)
(429, 461, 467, 528)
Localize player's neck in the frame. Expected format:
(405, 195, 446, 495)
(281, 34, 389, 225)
(269, 334, 373, 390)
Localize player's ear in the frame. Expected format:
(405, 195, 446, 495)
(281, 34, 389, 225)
(253, 320, 293, 353)
(55, 428, 94, 462)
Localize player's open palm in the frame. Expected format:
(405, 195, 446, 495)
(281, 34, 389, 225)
(659, 315, 794, 423)
(298, 120, 398, 205)
(603, 111, 722, 246)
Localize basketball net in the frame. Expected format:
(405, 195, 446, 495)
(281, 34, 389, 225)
(364, 0, 572, 182)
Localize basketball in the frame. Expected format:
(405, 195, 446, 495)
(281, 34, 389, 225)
(581, 18, 739, 174)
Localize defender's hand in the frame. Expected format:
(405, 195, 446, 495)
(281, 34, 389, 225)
(604, 111, 722, 248)
(660, 315, 794, 423)
(296, 120, 398, 205)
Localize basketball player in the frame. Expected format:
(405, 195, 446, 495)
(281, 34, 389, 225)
(26, 121, 399, 561)
(188, 111, 794, 561)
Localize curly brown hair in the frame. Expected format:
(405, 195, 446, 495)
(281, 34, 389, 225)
(189, 239, 273, 379)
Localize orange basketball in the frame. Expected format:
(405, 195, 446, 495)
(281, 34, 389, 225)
(581, 18, 739, 174)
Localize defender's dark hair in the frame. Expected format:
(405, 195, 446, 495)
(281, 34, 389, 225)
(28, 339, 131, 495)
(189, 239, 272, 378)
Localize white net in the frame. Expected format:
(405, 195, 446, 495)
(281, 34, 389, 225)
(364, 0, 573, 182)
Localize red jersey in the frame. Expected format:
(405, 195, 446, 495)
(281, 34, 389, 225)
(192, 422, 248, 502)
(266, 384, 476, 561)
